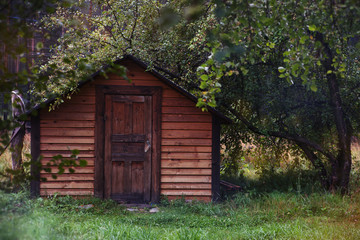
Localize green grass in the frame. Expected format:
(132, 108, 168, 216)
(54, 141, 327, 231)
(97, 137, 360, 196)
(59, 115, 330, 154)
(1, 190, 360, 240)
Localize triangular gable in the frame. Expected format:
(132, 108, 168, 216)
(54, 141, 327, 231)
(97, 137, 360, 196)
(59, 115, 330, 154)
(28, 55, 231, 124)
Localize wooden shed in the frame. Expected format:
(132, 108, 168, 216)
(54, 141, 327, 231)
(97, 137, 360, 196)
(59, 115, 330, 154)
(30, 55, 230, 203)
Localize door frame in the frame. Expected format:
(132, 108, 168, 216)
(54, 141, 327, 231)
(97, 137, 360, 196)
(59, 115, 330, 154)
(94, 85, 162, 203)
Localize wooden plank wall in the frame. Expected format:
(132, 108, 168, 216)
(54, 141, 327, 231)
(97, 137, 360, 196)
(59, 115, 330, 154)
(39, 60, 212, 201)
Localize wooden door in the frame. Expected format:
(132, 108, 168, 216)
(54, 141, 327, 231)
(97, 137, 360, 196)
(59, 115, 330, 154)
(104, 94, 152, 203)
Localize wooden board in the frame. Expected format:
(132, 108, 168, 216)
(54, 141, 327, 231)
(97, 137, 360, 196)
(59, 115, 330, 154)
(162, 160, 212, 168)
(161, 152, 211, 160)
(41, 112, 95, 121)
(162, 122, 212, 130)
(161, 138, 212, 146)
(41, 174, 94, 181)
(162, 114, 212, 122)
(40, 144, 94, 151)
(161, 175, 211, 183)
(41, 128, 94, 137)
(38, 59, 215, 201)
(161, 168, 211, 175)
(162, 130, 211, 139)
(41, 137, 94, 144)
(40, 167, 94, 174)
(40, 120, 95, 128)
(161, 183, 211, 189)
(41, 181, 93, 189)
(161, 189, 212, 196)
(161, 146, 212, 153)
(40, 189, 94, 196)
(41, 158, 95, 166)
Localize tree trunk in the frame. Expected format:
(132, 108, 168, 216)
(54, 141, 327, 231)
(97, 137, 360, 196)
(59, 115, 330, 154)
(10, 91, 25, 172)
(298, 143, 330, 189)
(313, 31, 353, 193)
(329, 119, 352, 193)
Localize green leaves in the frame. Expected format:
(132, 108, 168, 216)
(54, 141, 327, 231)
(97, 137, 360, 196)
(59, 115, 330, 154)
(200, 75, 209, 81)
(308, 25, 317, 32)
(36, 42, 44, 51)
(278, 67, 286, 73)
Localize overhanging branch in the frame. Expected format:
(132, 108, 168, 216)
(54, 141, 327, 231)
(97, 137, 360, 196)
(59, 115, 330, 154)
(225, 104, 336, 163)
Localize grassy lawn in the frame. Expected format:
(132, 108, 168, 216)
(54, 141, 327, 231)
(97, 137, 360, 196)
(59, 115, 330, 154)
(1, 190, 360, 240)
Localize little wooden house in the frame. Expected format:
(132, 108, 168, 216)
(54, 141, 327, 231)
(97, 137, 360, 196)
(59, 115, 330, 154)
(30, 55, 230, 203)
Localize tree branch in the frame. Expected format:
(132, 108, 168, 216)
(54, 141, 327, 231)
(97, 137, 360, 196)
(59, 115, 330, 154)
(224, 103, 337, 163)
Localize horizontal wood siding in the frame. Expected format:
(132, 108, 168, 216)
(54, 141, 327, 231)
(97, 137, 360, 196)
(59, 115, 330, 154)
(39, 92, 95, 196)
(39, 60, 212, 201)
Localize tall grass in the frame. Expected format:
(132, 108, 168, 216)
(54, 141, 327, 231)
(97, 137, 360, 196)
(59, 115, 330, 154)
(0, 133, 31, 173)
(1, 189, 360, 239)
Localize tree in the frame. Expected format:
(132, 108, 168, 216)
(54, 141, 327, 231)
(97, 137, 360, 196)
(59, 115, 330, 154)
(25, 0, 360, 193)
(34, 0, 212, 102)
(197, 0, 360, 192)
(0, 0, 84, 189)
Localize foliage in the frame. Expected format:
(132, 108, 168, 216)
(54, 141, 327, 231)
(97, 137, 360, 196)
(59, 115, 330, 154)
(0, 134, 86, 191)
(196, 0, 360, 192)
(34, 0, 212, 103)
(2, 190, 360, 239)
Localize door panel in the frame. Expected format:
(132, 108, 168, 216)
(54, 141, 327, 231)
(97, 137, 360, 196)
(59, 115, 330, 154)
(104, 94, 152, 203)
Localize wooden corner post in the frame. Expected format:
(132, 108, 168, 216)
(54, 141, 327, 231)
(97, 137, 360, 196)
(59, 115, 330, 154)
(30, 112, 40, 197)
(212, 116, 221, 202)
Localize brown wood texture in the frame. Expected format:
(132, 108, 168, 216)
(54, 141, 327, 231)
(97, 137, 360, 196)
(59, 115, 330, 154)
(103, 93, 151, 203)
(39, 59, 213, 201)
(40, 189, 94, 196)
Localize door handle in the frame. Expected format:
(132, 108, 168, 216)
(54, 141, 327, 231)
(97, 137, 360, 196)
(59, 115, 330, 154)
(145, 140, 151, 153)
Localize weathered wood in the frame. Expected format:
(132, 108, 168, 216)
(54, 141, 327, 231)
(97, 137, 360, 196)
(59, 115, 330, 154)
(152, 88, 162, 203)
(162, 114, 212, 122)
(41, 181, 93, 189)
(41, 174, 94, 181)
(161, 175, 211, 183)
(41, 151, 94, 158)
(162, 160, 212, 168)
(40, 120, 95, 128)
(41, 158, 95, 166)
(40, 167, 94, 174)
(162, 122, 212, 130)
(37, 59, 223, 203)
(161, 138, 212, 146)
(41, 128, 94, 137)
(161, 189, 212, 196)
(51, 104, 95, 113)
(162, 98, 196, 107)
(162, 130, 211, 139)
(161, 152, 212, 160)
(97, 79, 169, 88)
(96, 86, 161, 203)
(104, 94, 112, 199)
(162, 107, 207, 115)
(41, 112, 95, 120)
(41, 136, 94, 144)
(212, 116, 221, 202)
(65, 96, 95, 104)
(94, 86, 105, 198)
(162, 168, 211, 175)
(40, 144, 94, 151)
(40, 189, 94, 196)
(144, 95, 152, 202)
(161, 146, 212, 153)
(163, 89, 184, 98)
(161, 183, 211, 189)
(111, 134, 145, 143)
(31, 113, 40, 197)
